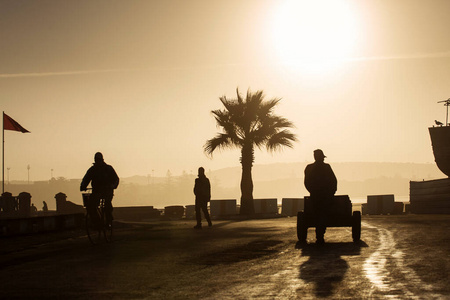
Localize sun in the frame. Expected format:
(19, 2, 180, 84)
(271, 0, 359, 74)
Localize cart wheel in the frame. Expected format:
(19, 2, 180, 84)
(352, 211, 361, 242)
(297, 211, 308, 242)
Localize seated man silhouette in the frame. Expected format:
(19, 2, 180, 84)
(304, 149, 337, 244)
(42, 201, 48, 212)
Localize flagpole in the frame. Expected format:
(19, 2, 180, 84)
(2, 111, 4, 194)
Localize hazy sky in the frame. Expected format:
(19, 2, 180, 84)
(2, 0, 450, 181)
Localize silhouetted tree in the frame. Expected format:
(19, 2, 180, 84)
(204, 89, 297, 215)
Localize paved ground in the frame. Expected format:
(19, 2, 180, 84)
(1, 215, 449, 299)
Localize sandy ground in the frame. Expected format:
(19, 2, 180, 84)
(0, 214, 449, 299)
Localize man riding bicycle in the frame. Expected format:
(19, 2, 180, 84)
(80, 152, 119, 227)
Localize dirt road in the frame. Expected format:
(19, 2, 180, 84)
(1, 215, 449, 299)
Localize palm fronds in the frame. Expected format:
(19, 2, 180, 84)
(205, 88, 297, 157)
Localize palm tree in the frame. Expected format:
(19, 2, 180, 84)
(204, 89, 297, 215)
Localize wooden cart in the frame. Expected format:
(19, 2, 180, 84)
(297, 195, 361, 242)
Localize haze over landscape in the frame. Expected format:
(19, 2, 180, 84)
(2, 161, 442, 210)
(4, 4, 450, 299)
(2, 0, 450, 184)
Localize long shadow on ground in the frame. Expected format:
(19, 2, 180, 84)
(296, 241, 368, 298)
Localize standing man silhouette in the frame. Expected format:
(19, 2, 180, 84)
(80, 152, 119, 227)
(193, 167, 212, 229)
(304, 149, 337, 244)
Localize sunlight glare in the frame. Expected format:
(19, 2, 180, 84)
(272, 0, 359, 74)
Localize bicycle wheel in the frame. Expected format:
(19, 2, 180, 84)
(86, 212, 102, 245)
(100, 207, 113, 242)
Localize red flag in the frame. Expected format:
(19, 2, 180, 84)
(3, 113, 30, 133)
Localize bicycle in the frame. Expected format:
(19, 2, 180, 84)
(82, 188, 113, 244)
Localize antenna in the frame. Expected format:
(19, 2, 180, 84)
(437, 98, 450, 126)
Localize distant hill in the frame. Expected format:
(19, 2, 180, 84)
(116, 162, 444, 205)
(120, 161, 443, 188)
(173, 161, 443, 188)
(6, 162, 442, 209)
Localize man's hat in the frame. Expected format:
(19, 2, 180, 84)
(94, 152, 104, 162)
(314, 149, 326, 158)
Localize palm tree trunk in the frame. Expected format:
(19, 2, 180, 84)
(239, 144, 255, 215)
